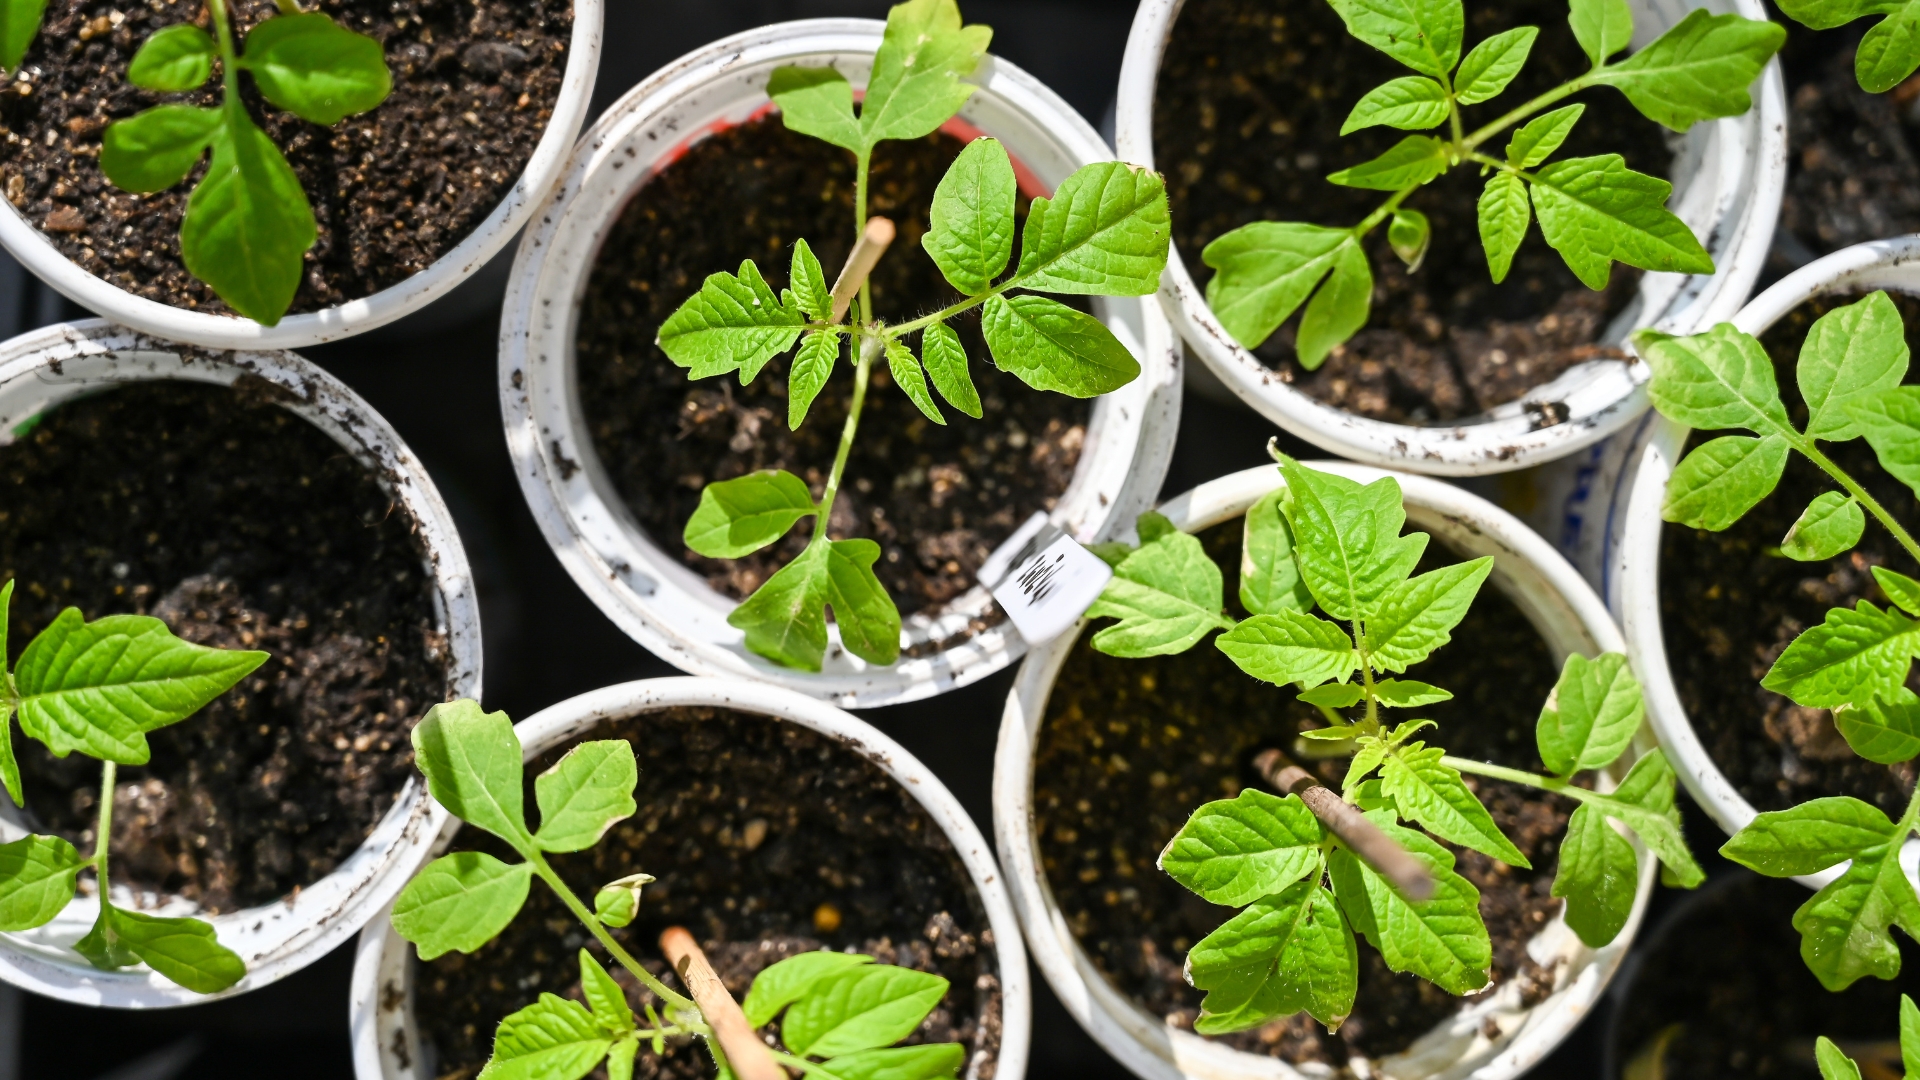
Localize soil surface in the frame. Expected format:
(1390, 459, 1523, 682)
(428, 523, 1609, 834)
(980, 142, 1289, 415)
(0, 381, 448, 913)
(574, 114, 1089, 623)
(1035, 520, 1570, 1065)
(1612, 872, 1920, 1078)
(413, 707, 1000, 1080)
(1155, 0, 1670, 424)
(0, 0, 571, 316)
(1660, 294, 1920, 817)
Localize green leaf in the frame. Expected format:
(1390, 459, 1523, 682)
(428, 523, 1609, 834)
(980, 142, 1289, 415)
(1507, 103, 1585, 169)
(657, 260, 806, 381)
(1201, 222, 1350, 350)
(1477, 171, 1531, 284)
(1087, 529, 1227, 657)
(579, 949, 634, 1034)
(1818, 1036, 1865, 1080)
(1639, 322, 1792, 434)
(1782, 492, 1866, 561)
(791, 240, 833, 322)
(1721, 796, 1898, 877)
(1138, 512, 1177, 543)
(1380, 744, 1531, 867)
(1593, 10, 1785, 131)
(1601, 749, 1705, 887)
(860, 0, 991, 147)
(924, 137, 1016, 295)
(0, 0, 44, 72)
(1793, 838, 1920, 991)
(919, 321, 980, 419)
(1554, 803, 1639, 947)
(768, 65, 863, 153)
(1340, 76, 1450, 134)
(743, 951, 875, 1027)
(981, 294, 1140, 397)
(411, 699, 529, 843)
(1014, 161, 1170, 296)
(243, 12, 390, 126)
(0, 833, 81, 931)
(1776, 0, 1912, 31)
(391, 852, 533, 960)
(1218, 611, 1360, 688)
(1388, 209, 1430, 272)
(1159, 788, 1325, 906)
(1327, 0, 1465, 79)
(1373, 679, 1452, 707)
(1345, 737, 1391, 791)
(0, 579, 17, 806)
(729, 541, 831, 672)
(1295, 238, 1373, 370)
(1799, 291, 1910, 442)
(826, 538, 901, 667)
(101, 105, 223, 193)
(99, 907, 244, 993)
(1849, 387, 1920, 499)
(484, 993, 612, 1080)
(788, 331, 840, 430)
(1455, 26, 1538, 104)
(1300, 683, 1365, 708)
(129, 24, 215, 92)
(1762, 600, 1920, 708)
(1239, 487, 1313, 616)
(1363, 557, 1494, 673)
(1186, 879, 1358, 1032)
(533, 740, 637, 853)
(684, 471, 816, 560)
(782, 965, 950, 1058)
(605, 1039, 637, 1080)
(1569, 0, 1634, 66)
(1530, 155, 1714, 289)
(1328, 817, 1490, 994)
(1835, 692, 1920, 764)
(1663, 434, 1790, 531)
(1537, 652, 1644, 776)
(886, 340, 946, 425)
(13, 608, 266, 766)
(1880, 566, 1920, 616)
(180, 113, 316, 326)
(1326, 135, 1450, 191)
(593, 873, 651, 929)
(1903, 993, 1920, 1078)
(1279, 459, 1426, 623)
(1858, 3, 1920, 93)
(818, 1045, 966, 1080)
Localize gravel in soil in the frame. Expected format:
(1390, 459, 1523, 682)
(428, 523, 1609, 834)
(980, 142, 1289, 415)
(573, 113, 1089, 625)
(1154, 0, 1668, 424)
(1034, 520, 1568, 1065)
(414, 707, 1000, 1080)
(0, 0, 571, 316)
(0, 380, 449, 913)
(1660, 293, 1920, 817)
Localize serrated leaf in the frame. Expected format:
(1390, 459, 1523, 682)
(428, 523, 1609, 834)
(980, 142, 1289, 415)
(730, 541, 831, 671)
(14, 607, 267, 766)
(1363, 557, 1493, 672)
(1776, 0, 1911, 32)
(826, 538, 901, 667)
(1601, 749, 1705, 887)
(128, 24, 215, 92)
(1218, 611, 1360, 688)
(1537, 652, 1644, 776)
(782, 965, 950, 1058)
(1569, 0, 1634, 66)
(924, 137, 1016, 295)
(1762, 600, 1920, 708)
(768, 65, 863, 153)
(1388, 209, 1430, 272)
(485, 993, 612, 1080)
(919, 321, 981, 419)
(1849, 387, 1920, 499)
(886, 340, 945, 425)
(1639, 322, 1793, 434)
(578, 950, 634, 1034)
(0, 834, 81, 931)
(1326, 135, 1450, 191)
(1722, 796, 1899, 877)
(1554, 803, 1639, 947)
(1507, 103, 1585, 169)
(105, 907, 245, 994)
(411, 699, 530, 845)
(657, 260, 806, 381)
(790, 239, 833, 322)
(1201, 222, 1350, 350)
(860, 0, 991, 147)
(1455, 26, 1538, 104)
(1782, 492, 1866, 561)
(1858, 3, 1920, 93)
(1340, 76, 1450, 134)
(1835, 692, 1920, 764)
(1373, 679, 1452, 707)
(1296, 238, 1372, 370)
(392, 852, 533, 961)
(1014, 161, 1170, 296)
(1531, 155, 1713, 288)
(788, 331, 839, 430)
(1328, 818, 1490, 994)
(1663, 434, 1790, 531)
(1818, 1036, 1865, 1080)
(244, 12, 391, 126)
(684, 470, 816, 560)
(743, 951, 875, 1027)
(1087, 529, 1226, 657)
(1327, 0, 1464, 79)
(1792, 839, 1920, 991)
(1240, 487, 1313, 616)
(1381, 744, 1530, 867)
(1345, 738, 1391, 791)
(1279, 459, 1427, 622)
(181, 112, 316, 326)
(1593, 10, 1784, 131)
(1159, 789, 1325, 906)
(533, 741, 637, 853)
(981, 294, 1140, 397)
(1477, 171, 1531, 284)
(1187, 879, 1357, 1032)
(818, 1044, 966, 1080)
(1800, 291, 1910, 442)
(0, 0, 44, 72)
(101, 105, 223, 193)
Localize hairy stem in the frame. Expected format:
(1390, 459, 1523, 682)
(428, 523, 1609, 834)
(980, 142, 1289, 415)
(1441, 755, 1592, 801)
(523, 851, 700, 1016)
(814, 334, 880, 535)
(854, 150, 872, 327)
(93, 760, 115, 890)
(1462, 72, 1599, 151)
(1798, 441, 1920, 566)
(206, 0, 242, 105)
(1353, 185, 1421, 238)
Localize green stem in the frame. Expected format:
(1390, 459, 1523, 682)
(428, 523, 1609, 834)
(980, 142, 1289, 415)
(1461, 73, 1600, 151)
(523, 851, 699, 1014)
(1353, 185, 1420, 238)
(272, 0, 301, 13)
(93, 760, 114, 894)
(1798, 440, 1920, 566)
(887, 277, 1019, 339)
(814, 335, 880, 533)
(854, 150, 872, 326)
(205, 0, 243, 104)
(769, 1050, 844, 1078)
(1441, 755, 1596, 803)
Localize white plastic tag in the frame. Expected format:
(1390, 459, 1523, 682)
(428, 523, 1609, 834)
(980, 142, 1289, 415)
(980, 512, 1113, 646)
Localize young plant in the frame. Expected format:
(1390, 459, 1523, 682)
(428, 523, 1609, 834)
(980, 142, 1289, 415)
(391, 699, 967, 1080)
(1199, 0, 1782, 368)
(1081, 459, 1701, 1032)
(0, 579, 263, 993)
(1813, 995, 1920, 1080)
(1641, 291, 1920, 992)
(1774, 0, 1920, 93)
(0, 0, 392, 325)
(657, 0, 1170, 674)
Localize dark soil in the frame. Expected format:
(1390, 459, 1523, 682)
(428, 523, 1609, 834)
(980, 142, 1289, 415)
(1660, 293, 1920, 817)
(1155, 0, 1671, 424)
(1035, 520, 1570, 1065)
(413, 707, 1001, 1080)
(1611, 872, 1920, 1079)
(0, 381, 448, 913)
(0, 0, 571, 316)
(574, 114, 1089, 622)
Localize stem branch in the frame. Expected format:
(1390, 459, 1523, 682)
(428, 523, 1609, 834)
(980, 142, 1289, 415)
(1799, 441, 1920, 566)
(524, 852, 697, 1013)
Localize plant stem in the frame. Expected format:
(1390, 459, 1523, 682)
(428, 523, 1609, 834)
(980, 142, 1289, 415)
(205, 0, 242, 104)
(1798, 441, 1920, 566)
(1353, 185, 1420, 238)
(854, 150, 872, 327)
(814, 335, 880, 534)
(92, 761, 114, 892)
(1441, 755, 1591, 801)
(1461, 73, 1599, 151)
(523, 851, 700, 1016)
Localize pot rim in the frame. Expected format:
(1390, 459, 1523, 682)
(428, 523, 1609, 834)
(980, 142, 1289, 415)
(0, 318, 480, 1007)
(348, 675, 1032, 1080)
(994, 461, 1657, 1080)
(1113, 0, 1787, 477)
(0, 0, 603, 350)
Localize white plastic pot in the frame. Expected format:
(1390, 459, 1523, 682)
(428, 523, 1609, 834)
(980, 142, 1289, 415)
(499, 19, 1183, 710)
(0, 319, 481, 1006)
(0, 2, 603, 350)
(1542, 236, 1920, 883)
(1115, 0, 1786, 476)
(349, 676, 1031, 1080)
(995, 463, 1658, 1080)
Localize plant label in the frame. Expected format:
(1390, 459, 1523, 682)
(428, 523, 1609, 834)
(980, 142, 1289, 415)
(981, 511, 1112, 645)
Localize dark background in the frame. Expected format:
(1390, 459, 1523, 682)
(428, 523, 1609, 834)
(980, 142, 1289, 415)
(0, 3, 1863, 1079)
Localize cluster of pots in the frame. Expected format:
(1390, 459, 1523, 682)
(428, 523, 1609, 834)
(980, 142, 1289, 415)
(0, 1, 1907, 1078)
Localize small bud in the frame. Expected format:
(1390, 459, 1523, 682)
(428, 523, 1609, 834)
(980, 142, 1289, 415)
(594, 873, 655, 928)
